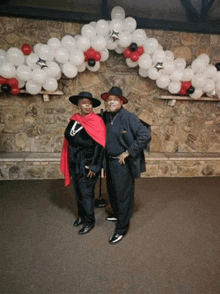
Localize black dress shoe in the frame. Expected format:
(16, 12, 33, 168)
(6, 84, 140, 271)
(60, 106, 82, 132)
(73, 217, 83, 227)
(109, 233, 124, 244)
(78, 224, 94, 234)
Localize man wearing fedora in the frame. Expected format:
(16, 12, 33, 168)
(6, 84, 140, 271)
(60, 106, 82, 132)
(60, 91, 106, 234)
(101, 86, 151, 244)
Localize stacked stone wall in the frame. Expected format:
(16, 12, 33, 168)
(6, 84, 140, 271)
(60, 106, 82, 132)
(0, 16, 220, 179)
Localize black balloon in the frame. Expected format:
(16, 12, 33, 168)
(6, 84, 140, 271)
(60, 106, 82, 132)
(215, 62, 220, 71)
(1, 83, 11, 93)
(187, 86, 195, 94)
(88, 59, 96, 67)
(129, 42, 137, 52)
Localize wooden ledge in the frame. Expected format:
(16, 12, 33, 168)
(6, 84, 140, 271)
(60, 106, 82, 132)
(159, 95, 220, 107)
(0, 90, 64, 102)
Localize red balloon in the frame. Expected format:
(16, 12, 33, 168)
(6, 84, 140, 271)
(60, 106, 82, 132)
(8, 78, 19, 88)
(95, 52, 101, 62)
(130, 52, 139, 62)
(86, 48, 96, 59)
(137, 46, 144, 56)
(181, 81, 191, 91)
(179, 89, 187, 96)
(21, 43, 32, 55)
(10, 87, 20, 96)
(124, 48, 131, 58)
(0, 76, 8, 85)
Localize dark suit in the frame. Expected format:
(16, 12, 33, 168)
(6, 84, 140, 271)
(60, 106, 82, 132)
(104, 108, 151, 235)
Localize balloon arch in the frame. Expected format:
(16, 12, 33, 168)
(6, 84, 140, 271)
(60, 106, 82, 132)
(0, 6, 220, 99)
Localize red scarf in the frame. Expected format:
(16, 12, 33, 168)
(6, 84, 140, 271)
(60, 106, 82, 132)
(60, 112, 106, 187)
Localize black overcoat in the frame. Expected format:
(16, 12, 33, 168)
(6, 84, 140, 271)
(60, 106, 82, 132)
(104, 108, 151, 178)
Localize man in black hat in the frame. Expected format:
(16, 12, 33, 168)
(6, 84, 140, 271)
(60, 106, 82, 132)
(101, 87, 151, 244)
(60, 91, 106, 234)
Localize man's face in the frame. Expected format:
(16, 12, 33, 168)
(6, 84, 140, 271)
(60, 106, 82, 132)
(106, 95, 123, 113)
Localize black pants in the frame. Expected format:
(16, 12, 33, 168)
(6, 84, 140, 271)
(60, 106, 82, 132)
(70, 166, 99, 225)
(106, 158, 135, 235)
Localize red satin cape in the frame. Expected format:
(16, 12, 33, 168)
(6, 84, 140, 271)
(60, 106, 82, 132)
(60, 112, 106, 187)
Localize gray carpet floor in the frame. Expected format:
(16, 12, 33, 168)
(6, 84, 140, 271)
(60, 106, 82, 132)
(0, 177, 220, 294)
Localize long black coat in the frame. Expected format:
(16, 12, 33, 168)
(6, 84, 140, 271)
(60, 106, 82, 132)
(104, 108, 151, 178)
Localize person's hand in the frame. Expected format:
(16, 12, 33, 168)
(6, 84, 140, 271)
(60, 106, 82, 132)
(119, 150, 130, 164)
(87, 170, 96, 178)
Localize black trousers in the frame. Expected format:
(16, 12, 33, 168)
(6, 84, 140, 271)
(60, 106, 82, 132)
(106, 158, 135, 235)
(70, 166, 99, 225)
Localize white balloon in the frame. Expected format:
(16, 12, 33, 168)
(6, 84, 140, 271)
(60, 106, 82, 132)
(32, 68, 47, 84)
(139, 68, 148, 78)
(170, 69, 183, 81)
(191, 58, 207, 73)
(43, 77, 58, 91)
(197, 53, 210, 65)
(55, 71, 62, 80)
(16, 65, 32, 81)
(191, 74, 207, 89)
(89, 21, 97, 28)
(215, 81, 220, 91)
(109, 19, 124, 33)
(0, 49, 6, 67)
(47, 37, 61, 50)
(123, 17, 137, 33)
(213, 72, 220, 83)
(54, 47, 69, 64)
(106, 37, 118, 50)
(38, 45, 55, 62)
(77, 62, 87, 72)
(26, 53, 40, 69)
(7, 47, 25, 66)
(111, 6, 125, 20)
(204, 64, 217, 78)
(181, 67, 194, 82)
(161, 61, 174, 75)
(76, 36, 90, 52)
(87, 61, 100, 72)
(26, 80, 41, 95)
(126, 58, 138, 68)
(74, 35, 81, 41)
(17, 78, 25, 88)
(174, 58, 186, 70)
(118, 31, 132, 48)
(138, 53, 152, 70)
(143, 38, 158, 55)
(100, 48, 109, 61)
(69, 49, 84, 66)
(0, 62, 16, 78)
(96, 20, 109, 37)
(81, 24, 96, 40)
(43, 61, 61, 78)
(62, 62, 78, 78)
(132, 29, 147, 46)
(189, 88, 203, 99)
(152, 50, 165, 63)
(61, 35, 77, 51)
(168, 81, 181, 94)
(91, 35, 107, 52)
(33, 43, 43, 54)
(164, 50, 174, 62)
(203, 79, 215, 92)
(156, 74, 170, 88)
(148, 67, 161, 80)
(115, 46, 124, 54)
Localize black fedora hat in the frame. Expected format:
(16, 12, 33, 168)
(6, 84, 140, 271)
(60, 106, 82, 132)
(69, 91, 101, 108)
(101, 87, 128, 104)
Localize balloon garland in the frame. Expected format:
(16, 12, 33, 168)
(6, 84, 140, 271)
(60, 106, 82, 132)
(0, 6, 220, 99)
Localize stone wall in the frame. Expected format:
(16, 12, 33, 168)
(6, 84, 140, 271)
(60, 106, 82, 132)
(0, 16, 220, 180)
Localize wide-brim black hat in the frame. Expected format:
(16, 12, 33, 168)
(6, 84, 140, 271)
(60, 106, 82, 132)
(69, 91, 101, 108)
(101, 86, 128, 104)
